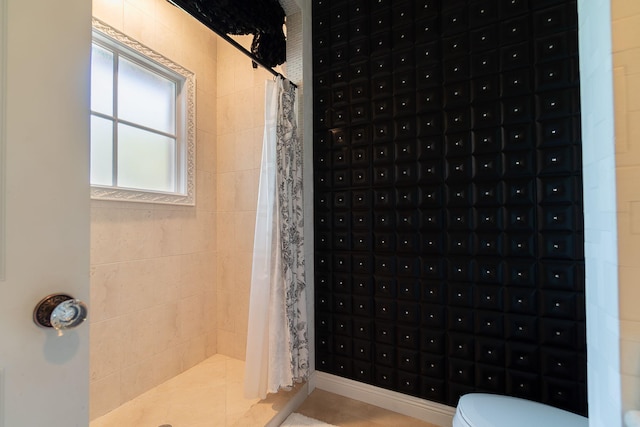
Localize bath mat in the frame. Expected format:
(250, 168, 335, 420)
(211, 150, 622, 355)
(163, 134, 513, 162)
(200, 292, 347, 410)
(280, 412, 339, 427)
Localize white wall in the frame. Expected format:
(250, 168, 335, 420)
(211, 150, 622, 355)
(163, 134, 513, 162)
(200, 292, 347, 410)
(2, 0, 91, 424)
(555, 0, 640, 424)
(578, 0, 622, 424)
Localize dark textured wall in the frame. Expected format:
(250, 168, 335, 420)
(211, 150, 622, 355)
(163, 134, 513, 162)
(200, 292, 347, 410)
(312, 0, 586, 416)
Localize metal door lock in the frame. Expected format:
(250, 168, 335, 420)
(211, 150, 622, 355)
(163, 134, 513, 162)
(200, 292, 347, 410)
(33, 294, 88, 336)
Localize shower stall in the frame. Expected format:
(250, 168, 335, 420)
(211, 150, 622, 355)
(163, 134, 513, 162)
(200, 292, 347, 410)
(89, 0, 305, 423)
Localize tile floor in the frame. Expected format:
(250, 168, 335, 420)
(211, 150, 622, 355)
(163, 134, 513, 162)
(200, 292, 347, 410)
(90, 354, 286, 427)
(90, 354, 439, 427)
(296, 389, 439, 427)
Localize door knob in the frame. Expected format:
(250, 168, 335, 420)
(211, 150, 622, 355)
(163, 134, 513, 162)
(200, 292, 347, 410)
(33, 294, 88, 336)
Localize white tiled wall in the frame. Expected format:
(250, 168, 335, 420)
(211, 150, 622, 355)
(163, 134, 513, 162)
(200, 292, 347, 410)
(90, 0, 218, 419)
(580, 0, 640, 424)
(578, 0, 621, 424)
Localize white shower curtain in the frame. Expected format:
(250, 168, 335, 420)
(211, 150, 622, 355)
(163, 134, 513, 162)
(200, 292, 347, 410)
(244, 76, 308, 399)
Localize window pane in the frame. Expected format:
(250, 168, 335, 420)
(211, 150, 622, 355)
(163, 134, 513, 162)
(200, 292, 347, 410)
(117, 123, 176, 193)
(118, 57, 176, 134)
(90, 115, 114, 186)
(91, 44, 114, 115)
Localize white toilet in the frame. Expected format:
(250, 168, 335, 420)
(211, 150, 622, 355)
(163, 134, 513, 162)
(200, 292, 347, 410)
(453, 393, 588, 427)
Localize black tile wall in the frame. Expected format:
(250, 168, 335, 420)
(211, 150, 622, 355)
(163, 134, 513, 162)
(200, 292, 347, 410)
(312, 0, 586, 416)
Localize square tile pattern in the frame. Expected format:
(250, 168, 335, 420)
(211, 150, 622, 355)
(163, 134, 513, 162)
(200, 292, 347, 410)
(312, 0, 587, 415)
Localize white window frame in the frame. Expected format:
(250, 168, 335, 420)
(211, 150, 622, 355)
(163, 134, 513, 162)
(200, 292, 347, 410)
(90, 18, 196, 206)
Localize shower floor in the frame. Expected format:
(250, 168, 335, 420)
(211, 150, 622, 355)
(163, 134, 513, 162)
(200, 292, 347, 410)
(90, 354, 300, 427)
(90, 354, 440, 427)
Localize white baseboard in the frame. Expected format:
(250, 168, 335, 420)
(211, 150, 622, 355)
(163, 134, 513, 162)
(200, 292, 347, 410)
(310, 371, 455, 427)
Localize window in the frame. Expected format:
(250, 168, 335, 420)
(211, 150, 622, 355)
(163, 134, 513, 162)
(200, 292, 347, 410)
(90, 19, 195, 205)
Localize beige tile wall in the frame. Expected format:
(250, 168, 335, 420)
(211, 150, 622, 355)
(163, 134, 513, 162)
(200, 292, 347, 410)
(90, 0, 218, 419)
(215, 35, 277, 360)
(612, 0, 640, 415)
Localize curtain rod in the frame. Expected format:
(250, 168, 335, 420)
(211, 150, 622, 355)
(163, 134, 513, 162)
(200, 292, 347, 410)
(166, 0, 297, 89)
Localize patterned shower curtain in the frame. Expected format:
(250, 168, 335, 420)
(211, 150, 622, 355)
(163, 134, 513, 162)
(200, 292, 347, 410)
(244, 76, 308, 399)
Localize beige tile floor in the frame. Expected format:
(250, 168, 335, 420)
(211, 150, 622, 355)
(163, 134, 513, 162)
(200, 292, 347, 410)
(90, 354, 438, 427)
(296, 389, 439, 427)
(90, 354, 284, 427)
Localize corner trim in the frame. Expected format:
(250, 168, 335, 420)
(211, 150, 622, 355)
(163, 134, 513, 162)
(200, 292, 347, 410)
(311, 371, 455, 427)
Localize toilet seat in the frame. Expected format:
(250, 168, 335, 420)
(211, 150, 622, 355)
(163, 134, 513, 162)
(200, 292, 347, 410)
(453, 393, 588, 427)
